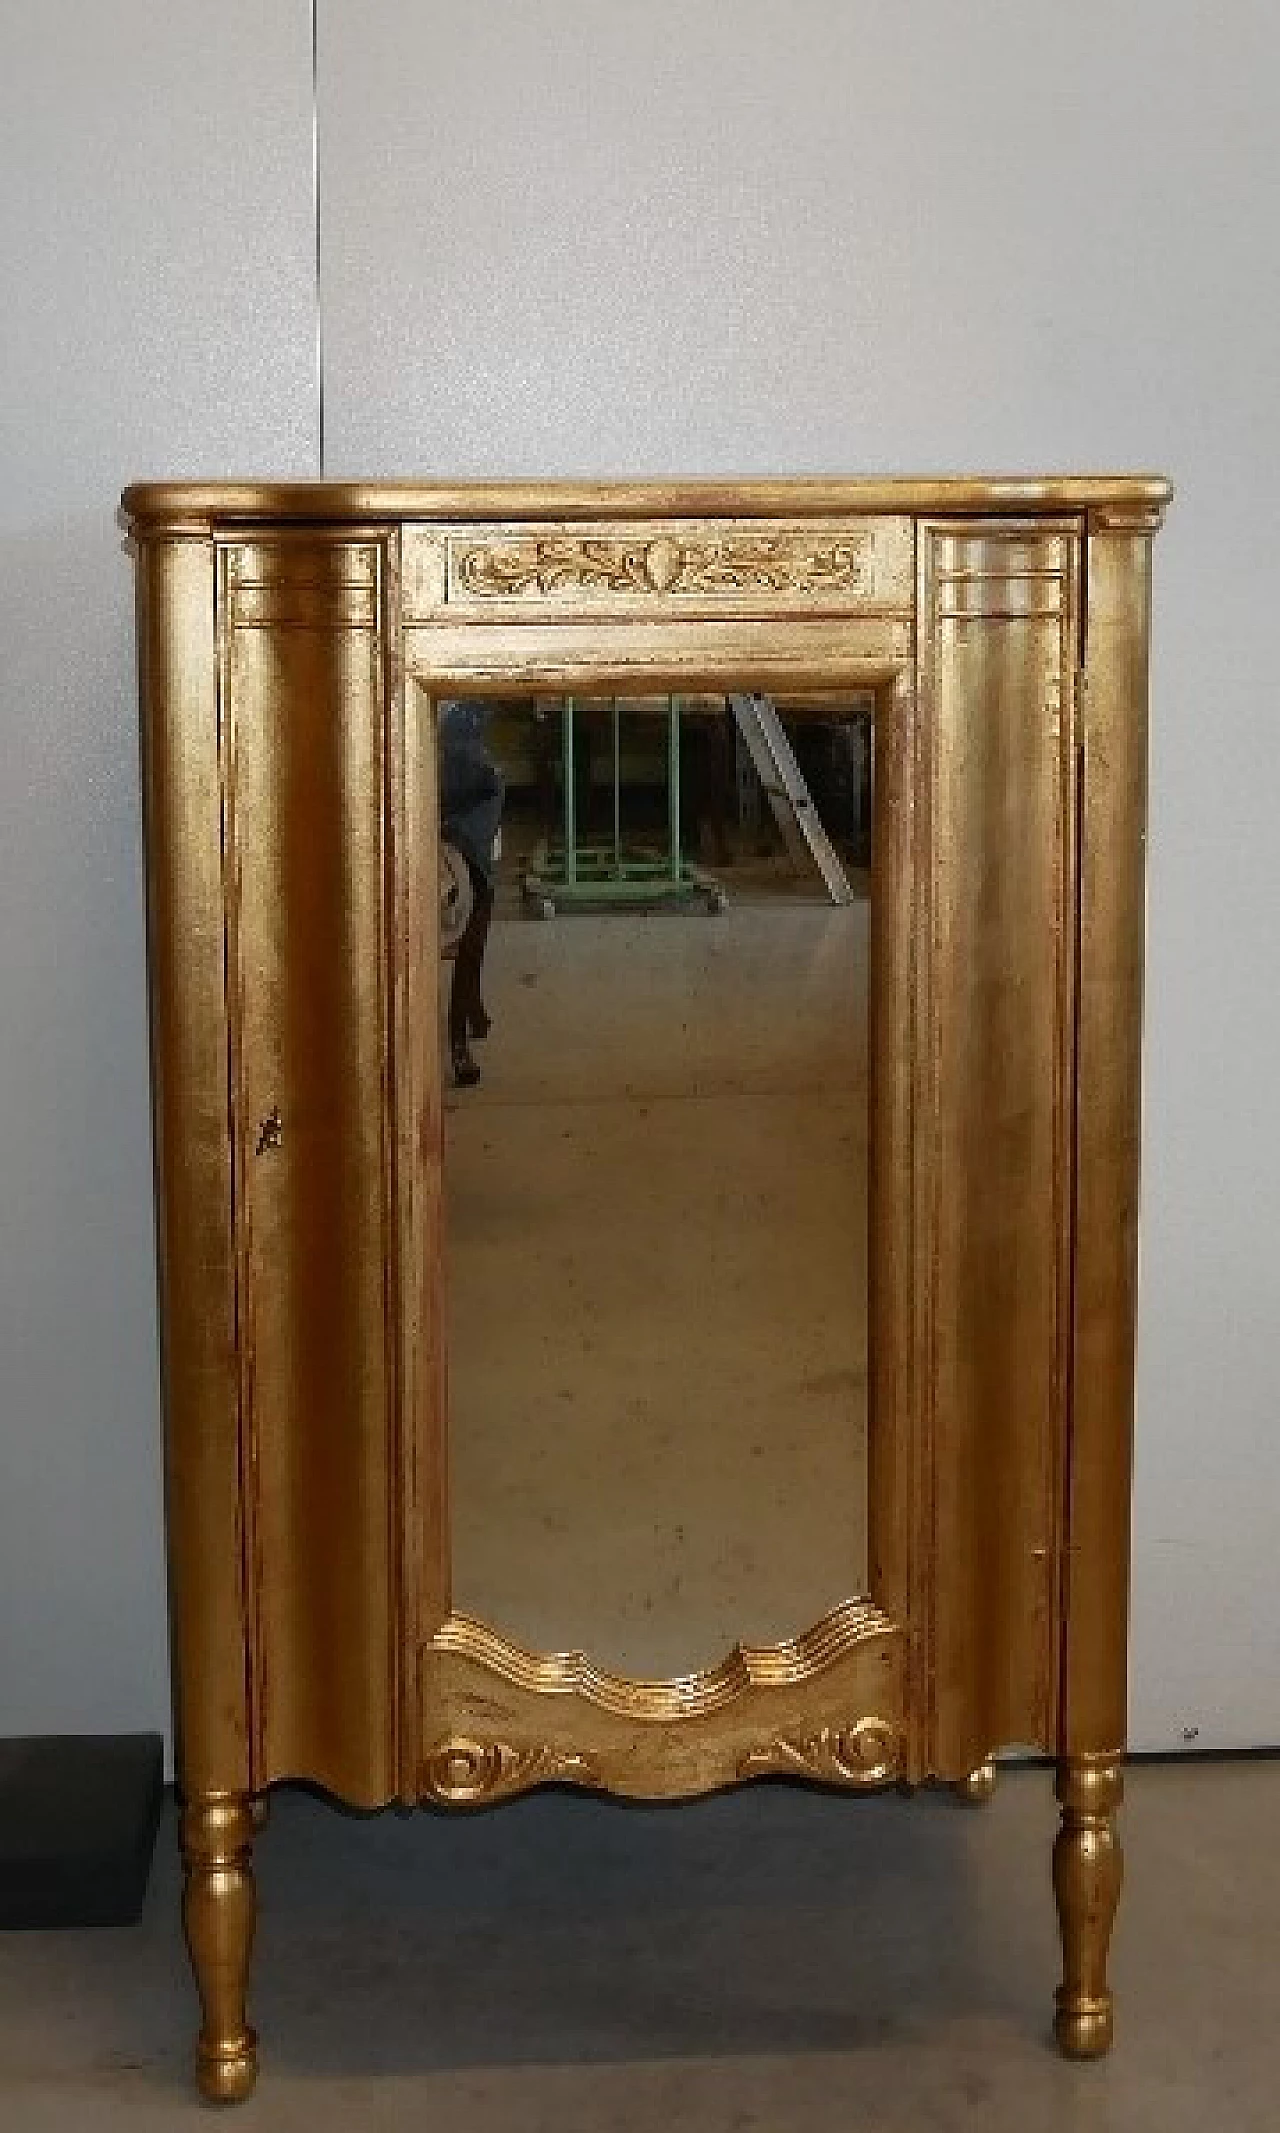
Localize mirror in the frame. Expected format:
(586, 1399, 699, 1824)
(439, 690, 872, 1679)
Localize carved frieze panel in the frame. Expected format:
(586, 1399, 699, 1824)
(401, 517, 913, 623)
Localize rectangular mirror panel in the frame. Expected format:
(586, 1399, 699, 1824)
(438, 692, 871, 1678)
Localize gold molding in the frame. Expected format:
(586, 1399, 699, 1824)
(403, 613, 911, 696)
(1088, 504, 1166, 534)
(432, 1599, 895, 1718)
(120, 474, 1173, 531)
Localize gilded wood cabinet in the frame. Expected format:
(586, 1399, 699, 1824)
(123, 476, 1167, 2100)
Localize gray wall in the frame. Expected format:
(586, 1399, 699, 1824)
(0, 2, 316, 1738)
(2, 2, 1276, 1752)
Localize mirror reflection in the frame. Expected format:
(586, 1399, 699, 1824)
(439, 690, 872, 1679)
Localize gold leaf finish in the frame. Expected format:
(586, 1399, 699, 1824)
(433, 1597, 896, 1718)
(642, 533, 682, 590)
(954, 1759, 997, 1806)
(410, 514, 917, 626)
(739, 1718, 901, 1788)
(124, 473, 1166, 2097)
(121, 474, 1172, 531)
(419, 1602, 903, 1804)
(453, 529, 874, 601)
(181, 1794, 258, 2104)
(1054, 1756, 1124, 2058)
(916, 519, 1082, 1774)
(421, 1737, 599, 1805)
(218, 534, 398, 1810)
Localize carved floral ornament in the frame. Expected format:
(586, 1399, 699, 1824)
(452, 531, 874, 600)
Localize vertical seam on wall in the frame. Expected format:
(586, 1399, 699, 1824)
(311, 0, 325, 475)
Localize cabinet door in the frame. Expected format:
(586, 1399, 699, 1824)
(917, 521, 1080, 1772)
(220, 533, 398, 1804)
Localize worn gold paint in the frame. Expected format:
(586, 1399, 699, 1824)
(1054, 1755, 1125, 2057)
(124, 475, 1167, 2098)
(180, 1794, 257, 2102)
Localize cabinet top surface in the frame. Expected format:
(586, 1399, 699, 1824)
(121, 474, 1171, 530)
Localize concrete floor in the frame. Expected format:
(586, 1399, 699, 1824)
(444, 900, 869, 1675)
(3, 1761, 1279, 2127)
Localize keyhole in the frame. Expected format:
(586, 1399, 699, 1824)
(256, 1107, 283, 1155)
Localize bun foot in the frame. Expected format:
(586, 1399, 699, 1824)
(197, 2037, 259, 2104)
(1054, 1999, 1114, 2060)
(955, 1758, 996, 1805)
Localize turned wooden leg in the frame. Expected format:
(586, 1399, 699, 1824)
(181, 1792, 258, 2102)
(1053, 1756, 1123, 2059)
(954, 1758, 996, 1805)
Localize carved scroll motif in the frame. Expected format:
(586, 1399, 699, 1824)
(738, 1718, 901, 1788)
(452, 532, 873, 601)
(418, 1603, 905, 1802)
(421, 1735, 600, 1806)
